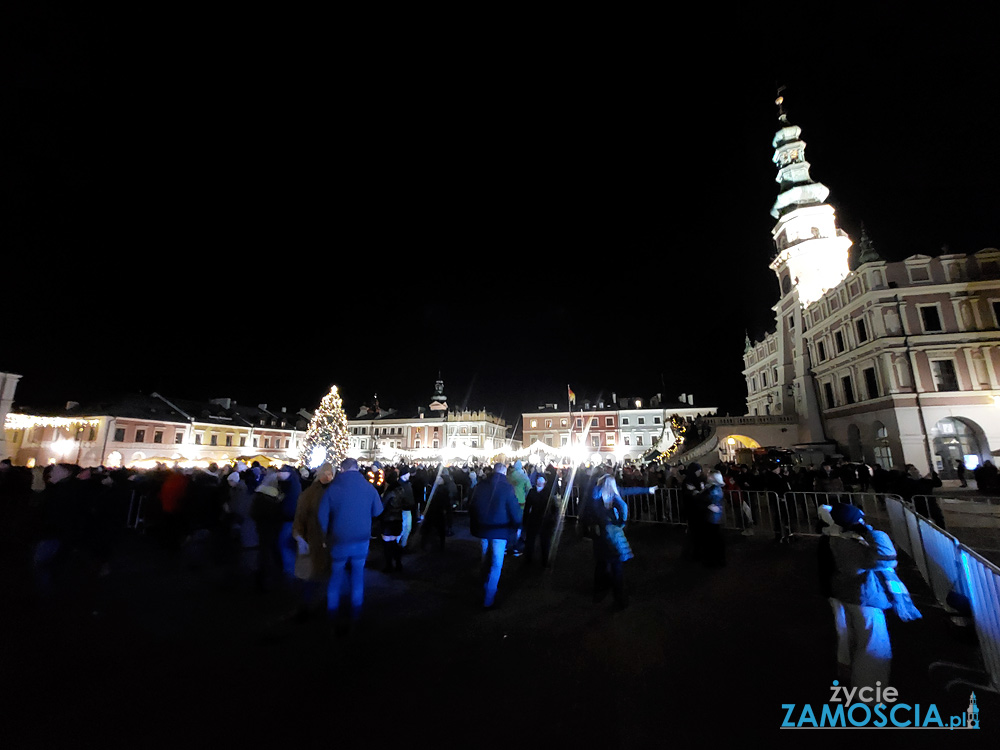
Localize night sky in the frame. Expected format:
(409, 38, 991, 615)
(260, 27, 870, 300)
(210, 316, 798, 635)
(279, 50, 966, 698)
(5, 8, 998, 427)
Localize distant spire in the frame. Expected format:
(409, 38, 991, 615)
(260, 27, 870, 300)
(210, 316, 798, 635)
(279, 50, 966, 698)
(856, 223, 882, 265)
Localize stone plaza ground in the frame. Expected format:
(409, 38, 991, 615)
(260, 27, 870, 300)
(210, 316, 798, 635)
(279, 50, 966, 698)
(3, 513, 997, 747)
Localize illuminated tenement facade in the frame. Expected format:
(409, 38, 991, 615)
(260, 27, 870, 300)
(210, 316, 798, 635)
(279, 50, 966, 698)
(521, 394, 715, 462)
(4, 393, 309, 468)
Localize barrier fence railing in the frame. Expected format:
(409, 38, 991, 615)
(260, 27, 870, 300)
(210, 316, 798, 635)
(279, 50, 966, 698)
(880, 495, 1000, 696)
(617, 489, 898, 540)
(957, 546, 1000, 695)
(913, 493, 1000, 508)
(625, 486, 1000, 695)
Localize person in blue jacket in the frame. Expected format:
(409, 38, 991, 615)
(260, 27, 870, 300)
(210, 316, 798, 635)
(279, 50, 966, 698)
(584, 472, 654, 608)
(318, 457, 384, 633)
(277, 464, 302, 578)
(469, 462, 522, 609)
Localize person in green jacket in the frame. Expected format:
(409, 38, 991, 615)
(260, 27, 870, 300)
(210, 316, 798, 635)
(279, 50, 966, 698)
(507, 460, 531, 556)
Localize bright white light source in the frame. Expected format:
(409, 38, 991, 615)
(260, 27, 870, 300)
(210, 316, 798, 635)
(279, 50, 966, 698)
(308, 446, 327, 469)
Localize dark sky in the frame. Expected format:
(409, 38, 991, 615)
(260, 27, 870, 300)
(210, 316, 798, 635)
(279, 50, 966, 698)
(5, 8, 998, 426)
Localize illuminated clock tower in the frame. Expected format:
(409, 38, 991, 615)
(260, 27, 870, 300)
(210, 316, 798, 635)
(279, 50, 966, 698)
(768, 91, 852, 307)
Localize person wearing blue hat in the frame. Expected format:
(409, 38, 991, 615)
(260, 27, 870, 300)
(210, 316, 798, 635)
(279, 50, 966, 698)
(826, 502, 920, 688)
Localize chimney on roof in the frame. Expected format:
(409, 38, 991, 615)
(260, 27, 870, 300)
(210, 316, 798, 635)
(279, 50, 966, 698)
(258, 404, 268, 410)
(66, 401, 79, 410)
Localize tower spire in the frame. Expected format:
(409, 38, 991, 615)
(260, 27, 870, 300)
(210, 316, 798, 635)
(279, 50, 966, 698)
(767, 92, 852, 307)
(855, 223, 883, 266)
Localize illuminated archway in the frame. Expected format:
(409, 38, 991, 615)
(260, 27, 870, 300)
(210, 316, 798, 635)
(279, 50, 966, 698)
(719, 434, 761, 462)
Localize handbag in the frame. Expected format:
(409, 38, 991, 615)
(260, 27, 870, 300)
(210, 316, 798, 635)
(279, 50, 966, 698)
(604, 523, 634, 562)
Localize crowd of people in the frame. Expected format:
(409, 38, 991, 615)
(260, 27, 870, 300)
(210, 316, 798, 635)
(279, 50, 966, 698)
(0, 451, 949, 671)
(0, 454, 957, 579)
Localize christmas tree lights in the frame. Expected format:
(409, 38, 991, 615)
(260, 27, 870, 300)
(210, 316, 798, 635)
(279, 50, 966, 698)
(297, 385, 350, 469)
(648, 414, 687, 462)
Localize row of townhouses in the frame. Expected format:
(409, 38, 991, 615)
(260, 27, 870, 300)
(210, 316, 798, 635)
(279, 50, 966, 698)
(0, 373, 717, 470)
(520, 394, 715, 462)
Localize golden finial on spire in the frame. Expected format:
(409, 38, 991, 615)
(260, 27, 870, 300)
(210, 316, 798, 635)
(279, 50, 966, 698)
(775, 84, 788, 122)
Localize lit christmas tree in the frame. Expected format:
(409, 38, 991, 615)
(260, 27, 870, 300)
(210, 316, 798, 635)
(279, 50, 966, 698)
(298, 385, 350, 469)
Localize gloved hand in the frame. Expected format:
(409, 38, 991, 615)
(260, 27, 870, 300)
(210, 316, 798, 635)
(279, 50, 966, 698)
(296, 536, 310, 556)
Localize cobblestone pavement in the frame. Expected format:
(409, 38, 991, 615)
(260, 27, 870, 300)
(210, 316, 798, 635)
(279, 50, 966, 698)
(3, 516, 996, 747)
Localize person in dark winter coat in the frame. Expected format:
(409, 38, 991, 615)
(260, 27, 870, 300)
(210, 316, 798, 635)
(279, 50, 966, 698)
(397, 466, 416, 548)
(277, 465, 302, 578)
(698, 470, 726, 567)
(814, 462, 845, 498)
(318, 458, 384, 631)
(32, 463, 82, 594)
(468, 463, 522, 609)
(817, 505, 849, 682)
(522, 474, 556, 567)
(899, 464, 946, 528)
(379, 469, 406, 574)
(681, 463, 705, 559)
(423, 469, 454, 551)
(762, 462, 792, 542)
(251, 470, 284, 591)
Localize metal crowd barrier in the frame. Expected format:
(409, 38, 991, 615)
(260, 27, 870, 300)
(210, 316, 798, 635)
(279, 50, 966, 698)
(958, 547, 1000, 694)
(618, 489, 898, 541)
(882, 495, 1000, 696)
(781, 492, 895, 536)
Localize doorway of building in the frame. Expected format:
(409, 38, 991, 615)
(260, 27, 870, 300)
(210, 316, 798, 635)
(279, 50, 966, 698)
(932, 417, 985, 478)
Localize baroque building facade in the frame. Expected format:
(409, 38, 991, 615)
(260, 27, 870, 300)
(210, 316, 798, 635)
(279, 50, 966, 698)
(742, 98, 1000, 478)
(346, 379, 517, 463)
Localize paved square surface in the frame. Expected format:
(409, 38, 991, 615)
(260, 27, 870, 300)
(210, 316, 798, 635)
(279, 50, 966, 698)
(3, 515, 995, 746)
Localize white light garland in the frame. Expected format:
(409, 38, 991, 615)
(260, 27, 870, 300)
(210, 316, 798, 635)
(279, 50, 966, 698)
(4, 414, 100, 431)
(373, 440, 596, 466)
